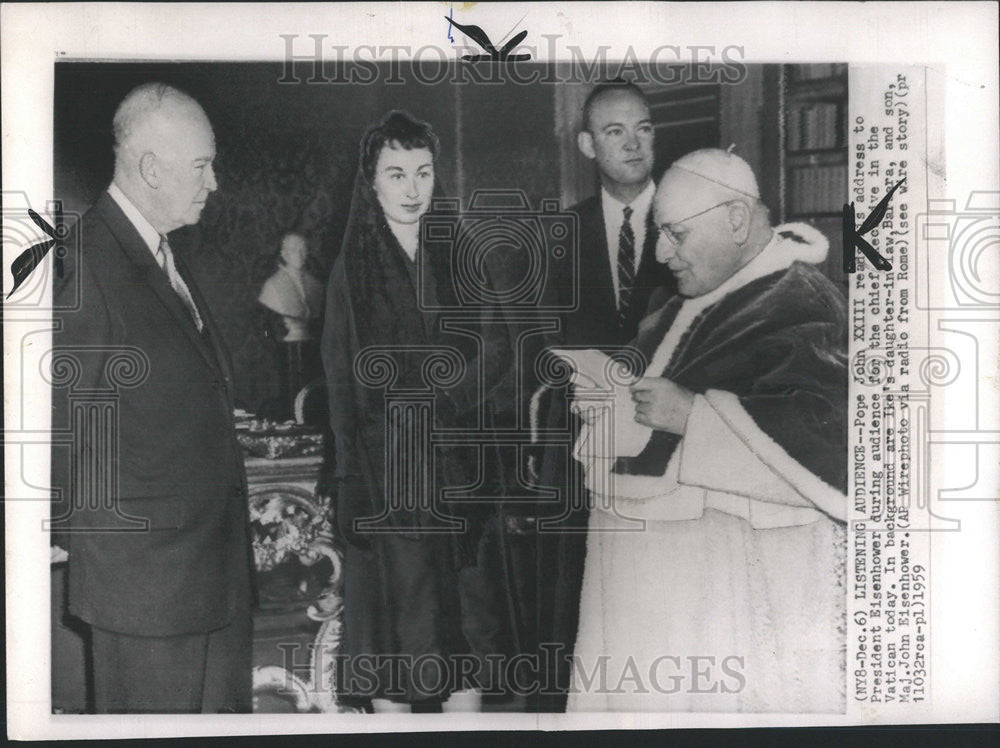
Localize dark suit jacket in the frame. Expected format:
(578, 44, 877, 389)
(51, 192, 253, 637)
(561, 191, 674, 349)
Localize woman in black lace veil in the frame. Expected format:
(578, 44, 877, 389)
(321, 110, 511, 713)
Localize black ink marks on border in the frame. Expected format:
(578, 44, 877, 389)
(445, 17, 531, 62)
(843, 178, 906, 273)
(7, 205, 65, 298)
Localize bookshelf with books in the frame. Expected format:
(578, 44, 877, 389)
(780, 64, 849, 283)
(722, 64, 847, 286)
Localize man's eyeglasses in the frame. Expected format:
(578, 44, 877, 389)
(656, 200, 737, 246)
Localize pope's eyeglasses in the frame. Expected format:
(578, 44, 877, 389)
(656, 200, 739, 246)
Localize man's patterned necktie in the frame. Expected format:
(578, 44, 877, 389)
(616, 204, 635, 328)
(156, 235, 204, 332)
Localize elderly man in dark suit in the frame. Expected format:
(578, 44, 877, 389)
(50, 82, 253, 713)
(516, 80, 676, 711)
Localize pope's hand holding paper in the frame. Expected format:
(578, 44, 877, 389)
(549, 348, 652, 460)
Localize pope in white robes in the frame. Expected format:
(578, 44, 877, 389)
(566, 149, 848, 713)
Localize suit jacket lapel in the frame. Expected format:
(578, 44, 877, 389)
(580, 195, 617, 317)
(635, 204, 660, 285)
(95, 193, 223, 377)
(173, 253, 234, 384)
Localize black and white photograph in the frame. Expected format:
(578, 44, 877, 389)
(3, 1, 998, 737)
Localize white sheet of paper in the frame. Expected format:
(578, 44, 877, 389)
(552, 348, 652, 458)
(549, 348, 615, 388)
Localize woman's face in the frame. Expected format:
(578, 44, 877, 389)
(371, 142, 435, 225)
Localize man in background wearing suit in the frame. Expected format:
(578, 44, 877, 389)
(51, 83, 254, 713)
(520, 80, 676, 711)
(566, 79, 673, 346)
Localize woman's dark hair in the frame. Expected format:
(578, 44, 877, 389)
(360, 110, 440, 185)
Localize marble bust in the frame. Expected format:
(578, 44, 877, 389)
(258, 233, 324, 342)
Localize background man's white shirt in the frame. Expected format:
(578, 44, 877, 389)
(600, 179, 655, 304)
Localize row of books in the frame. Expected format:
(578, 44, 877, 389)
(787, 103, 843, 151)
(791, 63, 848, 81)
(787, 164, 848, 215)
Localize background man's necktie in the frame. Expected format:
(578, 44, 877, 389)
(156, 236, 204, 332)
(616, 205, 635, 328)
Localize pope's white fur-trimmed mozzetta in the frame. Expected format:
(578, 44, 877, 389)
(567, 215, 848, 713)
(568, 222, 845, 527)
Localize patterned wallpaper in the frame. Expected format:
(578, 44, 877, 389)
(176, 123, 354, 414)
